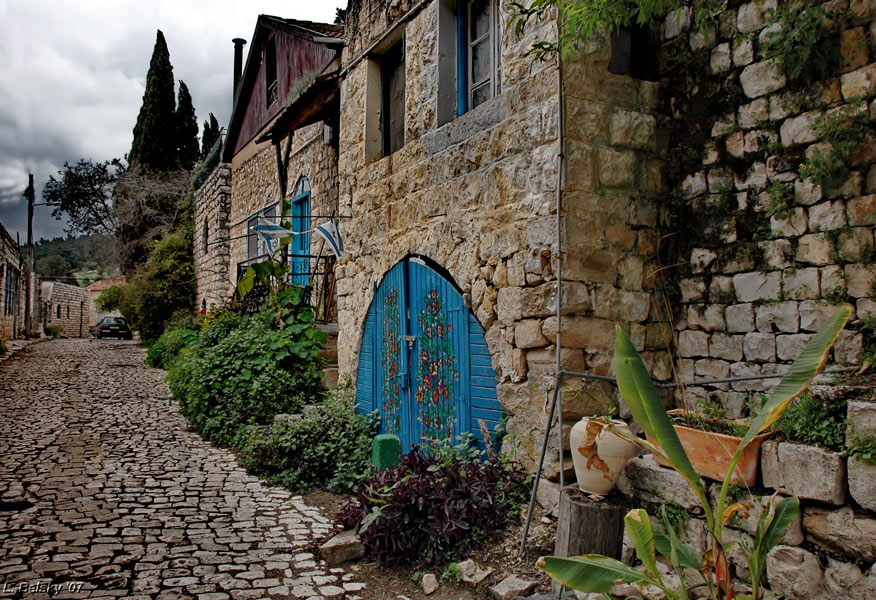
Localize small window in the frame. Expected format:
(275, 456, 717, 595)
(56, 305, 61, 319)
(202, 220, 209, 254)
(381, 41, 406, 157)
(262, 205, 277, 255)
(437, 0, 499, 125)
(608, 25, 656, 81)
(265, 37, 278, 107)
(247, 216, 258, 259)
(66, 305, 70, 319)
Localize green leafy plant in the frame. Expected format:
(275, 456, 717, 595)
(168, 287, 326, 446)
(240, 388, 373, 493)
(764, 180, 795, 220)
(848, 429, 876, 465)
(760, 0, 843, 84)
(507, 0, 722, 60)
(799, 102, 876, 195)
(442, 563, 463, 583)
(44, 325, 61, 338)
(538, 305, 852, 600)
(773, 391, 847, 451)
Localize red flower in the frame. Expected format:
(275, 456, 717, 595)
(421, 351, 429, 364)
(424, 416, 431, 427)
(417, 387, 425, 403)
(437, 325, 444, 338)
(424, 376, 431, 391)
(432, 390, 439, 404)
(431, 290, 438, 298)
(432, 301, 439, 315)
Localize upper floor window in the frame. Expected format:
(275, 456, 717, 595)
(265, 37, 278, 107)
(608, 25, 657, 81)
(437, 0, 499, 126)
(247, 216, 259, 259)
(381, 41, 406, 157)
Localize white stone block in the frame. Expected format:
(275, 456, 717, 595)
(799, 300, 837, 332)
(743, 332, 776, 361)
(737, 2, 764, 33)
(687, 304, 726, 331)
(664, 7, 690, 39)
(848, 457, 876, 512)
(776, 333, 814, 361)
(804, 506, 876, 562)
(690, 247, 717, 273)
(740, 59, 787, 98)
(770, 207, 808, 237)
(762, 441, 847, 504)
(758, 239, 793, 269)
(726, 303, 755, 332)
(738, 97, 768, 128)
(796, 233, 833, 265)
(794, 179, 823, 206)
(711, 42, 732, 73)
(679, 330, 709, 358)
(734, 271, 782, 302)
(780, 110, 822, 146)
(618, 455, 701, 510)
(783, 268, 820, 300)
(848, 401, 876, 438)
(767, 546, 824, 600)
(809, 200, 848, 231)
(845, 264, 875, 298)
(710, 332, 743, 360)
(733, 37, 755, 67)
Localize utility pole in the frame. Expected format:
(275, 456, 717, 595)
(23, 174, 35, 337)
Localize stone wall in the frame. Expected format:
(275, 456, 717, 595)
(194, 164, 233, 310)
(658, 1, 876, 415)
(618, 390, 876, 599)
(42, 281, 91, 338)
(228, 122, 339, 313)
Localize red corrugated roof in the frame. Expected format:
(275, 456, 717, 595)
(85, 272, 126, 291)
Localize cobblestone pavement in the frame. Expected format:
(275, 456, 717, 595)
(0, 340, 366, 600)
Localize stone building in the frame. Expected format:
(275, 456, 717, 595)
(195, 0, 875, 475)
(85, 272, 125, 325)
(0, 223, 25, 342)
(41, 281, 91, 338)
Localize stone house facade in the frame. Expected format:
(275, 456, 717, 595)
(195, 0, 875, 475)
(0, 223, 25, 341)
(41, 281, 91, 338)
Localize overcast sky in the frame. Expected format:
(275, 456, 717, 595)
(0, 0, 346, 242)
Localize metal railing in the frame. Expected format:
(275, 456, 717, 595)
(235, 253, 336, 323)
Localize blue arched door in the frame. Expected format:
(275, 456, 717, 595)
(355, 258, 502, 451)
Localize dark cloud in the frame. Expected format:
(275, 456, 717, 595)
(0, 1, 344, 241)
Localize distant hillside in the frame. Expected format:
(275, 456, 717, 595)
(30, 234, 119, 287)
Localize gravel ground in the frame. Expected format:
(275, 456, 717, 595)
(0, 339, 367, 600)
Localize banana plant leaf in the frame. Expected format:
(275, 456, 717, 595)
(537, 554, 652, 594)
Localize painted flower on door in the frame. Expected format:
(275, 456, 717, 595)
(415, 289, 458, 443)
(380, 288, 402, 434)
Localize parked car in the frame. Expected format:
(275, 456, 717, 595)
(95, 317, 133, 340)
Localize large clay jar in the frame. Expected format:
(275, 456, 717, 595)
(570, 417, 638, 494)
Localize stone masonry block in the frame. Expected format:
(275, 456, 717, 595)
(610, 109, 657, 151)
(834, 329, 862, 365)
(737, 2, 764, 33)
(780, 110, 821, 146)
(840, 63, 876, 100)
(681, 278, 706, 302)
(740, 59, 787, 98)
(598, 148, 637, 188)
(726, 303, 755, 332)
(709, 275, 736, 303)
(799, 300, 837, 332)
(618, 455, 701, 511)
(711, 43, 731, 73)
(848, 457, 876, 512)
(734, 271, 782, 302)
(758, 239, 793, 269)
(795, 179, 823, 206)
(804, 506, 876, 562)
(679, 330, 709, 357)
(761, 441, 847, 505)
(823, 558, 876, 600)
(845, 264, 875, 298)
(715, 491, 803, 545)
(709, 333, 743, 360)
(541, 316, 615, 351)
(738, 97, 767, 128)
(771, 207, 808, 237)
(783, 268, 820, 300)
(796, 233, 833, 265)
(847, 195, 876, 226)
(743, 332, 776, 362)
(515, 319, 548, 349)
(808, 200, 848, 231)
(847, 400, 876, 438)
(695, 358, 730, 380)
(687, 304, 727, 331)
(776, 333, 814, 361)
(767, 546, 825, 600)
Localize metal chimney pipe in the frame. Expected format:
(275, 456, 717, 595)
(232, 38, 247, 104)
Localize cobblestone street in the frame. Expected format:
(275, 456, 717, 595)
(0, 340, 366, 600)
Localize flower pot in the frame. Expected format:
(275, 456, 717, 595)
(648, 409, 771, 487)
(570, 417, 638, 495)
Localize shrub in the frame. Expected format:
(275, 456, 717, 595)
(96, 285, 124, 312)
(848, 429, 876, 465)
(168, 288, 326, 446)
(146, 325, 199, 369)
(44, 325, 61, 338)
(337, 444, 527, 565)
(773, 391, 846, 451)
(240, 389, 374, 492)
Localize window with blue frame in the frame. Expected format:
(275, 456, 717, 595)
(289, 177, 311, 288)
(262, 205, 277, 256)
(437, 0, 499, 125)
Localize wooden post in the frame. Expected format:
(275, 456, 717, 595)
(554, 485, 627, 560)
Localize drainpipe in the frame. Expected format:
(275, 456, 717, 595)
(554, 26, 566, 494)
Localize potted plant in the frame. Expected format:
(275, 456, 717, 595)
(648, 405, 772, 487)
(537, 305, 852, 600)
(570, 416, 638, 495)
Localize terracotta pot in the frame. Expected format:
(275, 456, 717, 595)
(648, 409, 771, 487)
(570, 417, 638, 495)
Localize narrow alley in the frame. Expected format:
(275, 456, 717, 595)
(0, 340, 366, 600)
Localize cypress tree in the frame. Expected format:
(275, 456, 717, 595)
(129, 30, 178, 171)
(175, 81, 200, 170)
(201, 113, 221, 159)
